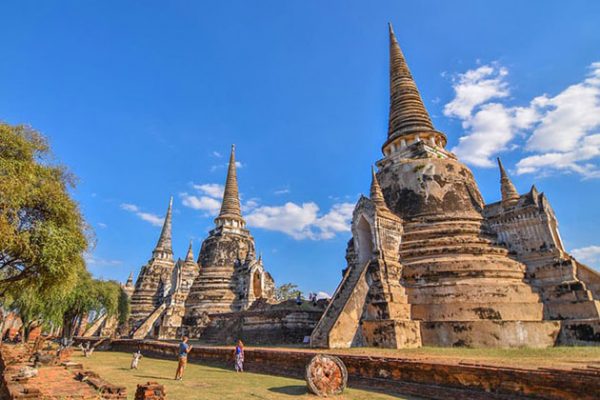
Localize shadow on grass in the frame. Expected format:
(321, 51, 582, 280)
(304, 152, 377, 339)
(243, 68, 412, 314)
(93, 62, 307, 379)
(268, 385, 307, 396)
(133, 374, 172, 380)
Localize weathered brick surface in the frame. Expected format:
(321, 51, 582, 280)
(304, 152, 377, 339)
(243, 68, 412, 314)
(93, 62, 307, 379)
(134, 381, 166, 400)
(1, 344, 126, 399)
(105, 339, 599, 400)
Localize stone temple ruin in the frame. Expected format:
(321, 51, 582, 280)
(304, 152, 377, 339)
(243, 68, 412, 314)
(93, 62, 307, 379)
(309, 24, 600, 348)
(125, 146, 323, 343)
(106, 24, 599, 349)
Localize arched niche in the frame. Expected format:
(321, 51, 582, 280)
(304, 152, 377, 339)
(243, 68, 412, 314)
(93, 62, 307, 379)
(356, 215, 375, 265)
(252, 270, 263, 298)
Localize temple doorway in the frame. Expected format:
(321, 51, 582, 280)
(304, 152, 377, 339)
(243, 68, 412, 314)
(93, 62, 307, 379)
(252, 271, 262, 298)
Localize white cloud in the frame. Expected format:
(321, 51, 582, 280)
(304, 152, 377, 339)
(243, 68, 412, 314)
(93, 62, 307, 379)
(120, 203, 164, 226)
(212, 151, 222, 158)
(274, 188, 291, 195)
(444, 64, 509, 119)
(85, 254, 123, 267)
(445, 64, 538, 167)
(445, 61, 600, 177)
(516, 134, 600, 178)
(571, 245, 600, 268)
(527, 64, 600, 153)
(180, 193, 222, 216)
(246, 201, 354, 240)
(242, 198, 260, 212)
(181, 181, 353, 240)
(193, 183, 225, 199)
(98, 222, 107, 229)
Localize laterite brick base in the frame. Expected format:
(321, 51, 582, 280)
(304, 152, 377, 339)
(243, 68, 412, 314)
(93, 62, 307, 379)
(96, 338, 599, 400)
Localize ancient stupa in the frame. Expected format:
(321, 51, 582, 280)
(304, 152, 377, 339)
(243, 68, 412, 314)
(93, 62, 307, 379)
(311, 24, 600, 348)
(129, 197, 176, 332)
(184, 145, 275, 337)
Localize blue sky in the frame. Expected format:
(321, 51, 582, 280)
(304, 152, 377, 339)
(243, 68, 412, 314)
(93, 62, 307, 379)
(2, 1, 600, 295)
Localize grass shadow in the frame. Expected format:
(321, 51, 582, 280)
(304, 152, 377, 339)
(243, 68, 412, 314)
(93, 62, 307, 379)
(268, 385, 307, 396)
(133, 374, 172, 380)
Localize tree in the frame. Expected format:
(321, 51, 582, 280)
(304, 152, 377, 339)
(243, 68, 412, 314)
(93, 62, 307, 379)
(60, 273, 122, 340)
(274, 283, 302, 302)
(0, 123, 89, 295)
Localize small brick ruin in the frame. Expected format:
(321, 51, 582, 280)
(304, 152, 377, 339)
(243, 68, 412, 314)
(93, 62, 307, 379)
(135, 381, 167, 400)
(0, 343, 126, 400)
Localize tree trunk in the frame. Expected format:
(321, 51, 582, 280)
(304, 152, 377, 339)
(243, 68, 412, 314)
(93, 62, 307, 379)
(0, 308, 5, 346)
(62, 313, 79, 341)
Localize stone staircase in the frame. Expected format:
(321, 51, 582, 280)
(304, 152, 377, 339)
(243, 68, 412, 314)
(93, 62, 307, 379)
(310, 260, 371, 348)
(82, 314, 107, 337)
(132, 303, 166, 340)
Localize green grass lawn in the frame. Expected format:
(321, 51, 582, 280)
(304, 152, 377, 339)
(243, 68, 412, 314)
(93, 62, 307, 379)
(73, 351, 419, 400)
(322, 346, 600, 368)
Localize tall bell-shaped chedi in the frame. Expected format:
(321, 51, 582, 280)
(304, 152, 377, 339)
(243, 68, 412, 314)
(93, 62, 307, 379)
(184, 145, 275, 338)
(312, 24, 560, 348)
(129, 197, 176, 331)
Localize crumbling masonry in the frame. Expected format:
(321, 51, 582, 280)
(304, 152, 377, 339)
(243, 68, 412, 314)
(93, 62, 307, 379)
(310, 24, 600, 348)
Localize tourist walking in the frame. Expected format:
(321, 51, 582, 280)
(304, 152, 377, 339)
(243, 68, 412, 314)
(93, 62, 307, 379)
(175, 336, 192, 380)
(130, 350, 142, 369)
(234, 340, 244, 372)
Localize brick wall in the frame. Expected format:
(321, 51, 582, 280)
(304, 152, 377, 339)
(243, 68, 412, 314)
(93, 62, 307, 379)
(103, 339, 599, 400)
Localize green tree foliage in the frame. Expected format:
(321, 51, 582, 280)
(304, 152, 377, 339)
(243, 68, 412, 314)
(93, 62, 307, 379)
(0, 123, 89, 295)
(274, 283, 302, 302)
(60, 273, 122, 340)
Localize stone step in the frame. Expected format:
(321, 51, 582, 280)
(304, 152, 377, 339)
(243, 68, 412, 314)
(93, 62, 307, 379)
(404, 284, 540, 304)
(399, 243, 510, 260)
(411, 301, 545, 321)
(401, 235, 496, 250)
(403, 226, 490, 241)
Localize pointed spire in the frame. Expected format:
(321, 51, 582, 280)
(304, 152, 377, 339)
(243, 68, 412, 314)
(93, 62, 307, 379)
(153, 196, 173, 258)
(497, 158, 520, 207)
(185, 240, 195, 262)
(216, 145, 244, 224)
(126, 271, 134, 286)
(383, 24, 446, 154)
(370, 166, 387, 209)
(387, 24, 436, 139)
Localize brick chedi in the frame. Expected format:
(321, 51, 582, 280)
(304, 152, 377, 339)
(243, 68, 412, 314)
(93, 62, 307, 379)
(157, 241, 200, 339)
(129, 197, 176, 335)
(184, 145, 275, 337)
(311, 24, 576, 348)
(484, 159, 600, 344)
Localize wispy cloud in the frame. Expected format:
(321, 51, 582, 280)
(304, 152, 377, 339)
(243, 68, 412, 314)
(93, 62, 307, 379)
(180, 181, 353, 240)
(97, 222, 107, 229)
(210, 161, 243, 172)
(274, 188, 291, 195)
(444, 61, 600, 177)
(85, 254, 123, 267)
(120, 203, 164, 226)
(571, 245, 600, 269)
(192, 183, 225, 199)
(212, 151, 222, 158)
(180, 193, 222, 216)
(246, 201, 354, 240)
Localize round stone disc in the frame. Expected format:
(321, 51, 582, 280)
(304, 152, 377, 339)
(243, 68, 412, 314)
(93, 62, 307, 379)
(305, 354, 348, 397)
